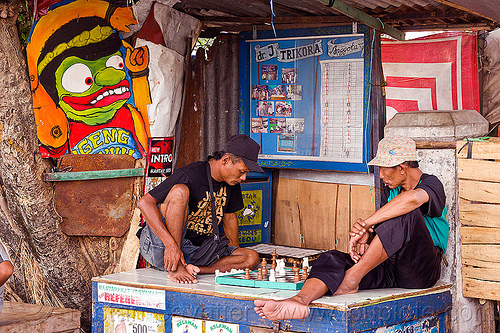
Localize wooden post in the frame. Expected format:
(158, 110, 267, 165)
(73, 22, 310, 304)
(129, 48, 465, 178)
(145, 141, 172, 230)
(479, 299, 495, 333)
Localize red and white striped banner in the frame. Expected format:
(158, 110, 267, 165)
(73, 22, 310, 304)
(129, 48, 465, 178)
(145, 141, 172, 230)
(382, 32, 480, 122)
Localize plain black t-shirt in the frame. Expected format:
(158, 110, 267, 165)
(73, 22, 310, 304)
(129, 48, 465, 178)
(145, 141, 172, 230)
(149, 160, 244, 246)
(381, 173, 446, 217)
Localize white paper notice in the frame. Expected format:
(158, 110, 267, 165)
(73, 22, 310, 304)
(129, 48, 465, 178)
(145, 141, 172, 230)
(320, 59, 364, 163)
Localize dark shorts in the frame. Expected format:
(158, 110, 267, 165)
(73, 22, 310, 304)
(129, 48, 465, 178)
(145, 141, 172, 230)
(139, 222, 237, 270)
(308, 208, 442, 294)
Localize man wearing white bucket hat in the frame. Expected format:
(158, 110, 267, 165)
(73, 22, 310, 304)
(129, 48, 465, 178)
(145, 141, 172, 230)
(255, 135, 448, 320)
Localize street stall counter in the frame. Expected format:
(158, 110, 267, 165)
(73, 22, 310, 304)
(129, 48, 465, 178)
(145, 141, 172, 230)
(92, 268, 451, 333)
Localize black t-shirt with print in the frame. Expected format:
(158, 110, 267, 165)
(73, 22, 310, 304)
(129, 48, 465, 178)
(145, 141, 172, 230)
(149, 160, 244, 246)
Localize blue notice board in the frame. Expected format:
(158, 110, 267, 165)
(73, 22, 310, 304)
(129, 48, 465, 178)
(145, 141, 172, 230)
(239, 25, 372, 172)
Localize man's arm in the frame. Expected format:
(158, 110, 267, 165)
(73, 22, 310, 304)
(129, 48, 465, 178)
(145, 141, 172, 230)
(360, 188, 429, 230)
(137, 193, 185, 271)
(349, 188, 429, 262)
(0, 260, 13, 287)
(221, 212, 240, 247)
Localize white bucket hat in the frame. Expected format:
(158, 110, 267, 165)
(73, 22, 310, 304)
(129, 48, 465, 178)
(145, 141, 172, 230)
(368, 136, 417, 167)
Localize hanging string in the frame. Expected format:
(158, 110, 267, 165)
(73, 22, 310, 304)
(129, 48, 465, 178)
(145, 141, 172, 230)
(270, 0, 277, 38)
(365, 29, 378, 203)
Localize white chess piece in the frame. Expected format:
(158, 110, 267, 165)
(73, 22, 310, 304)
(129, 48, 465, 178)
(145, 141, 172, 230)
(275, 259, 281, 276)
(302, 257, 309, 269)
(277, 259, 286, 277)
(269, 269, 276, 282)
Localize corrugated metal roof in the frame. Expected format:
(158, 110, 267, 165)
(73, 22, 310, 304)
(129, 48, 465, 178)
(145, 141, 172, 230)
(172, 0, 499, 37)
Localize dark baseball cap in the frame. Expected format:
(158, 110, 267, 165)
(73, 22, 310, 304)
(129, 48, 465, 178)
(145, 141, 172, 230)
(224, 134, 264, 173)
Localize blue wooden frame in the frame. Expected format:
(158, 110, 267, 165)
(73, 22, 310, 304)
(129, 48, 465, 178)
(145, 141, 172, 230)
(239, 25, 373, 172)
(92, 280, 451, 333)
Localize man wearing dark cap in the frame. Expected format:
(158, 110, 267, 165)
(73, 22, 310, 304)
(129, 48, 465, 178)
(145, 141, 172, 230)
(139, 134, 262, 283)
(255, 135, 448, 320)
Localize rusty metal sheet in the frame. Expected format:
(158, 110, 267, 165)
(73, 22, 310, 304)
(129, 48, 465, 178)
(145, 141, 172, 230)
(54, 154, 137, 237)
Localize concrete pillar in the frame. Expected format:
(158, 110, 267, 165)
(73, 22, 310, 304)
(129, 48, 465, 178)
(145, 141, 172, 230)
(385, 110, 489, 333)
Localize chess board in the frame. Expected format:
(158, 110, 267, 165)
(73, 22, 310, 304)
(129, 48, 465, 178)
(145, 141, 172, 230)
(215, 268, 305, 290)
(245, 243, 325, 264)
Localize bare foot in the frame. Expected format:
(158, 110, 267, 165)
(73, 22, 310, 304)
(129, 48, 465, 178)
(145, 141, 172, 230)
(186, 264, 200, 277)
(334, 273, 359, 295)
(167, 265, 198, 284)
(254, 297, 310, 321)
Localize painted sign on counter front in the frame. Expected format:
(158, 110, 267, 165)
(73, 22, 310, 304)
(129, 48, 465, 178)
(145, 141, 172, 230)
(98, 282, 166, 310)
(171, 316, 203, 333)
(104, 307, 165, 333)
(205, 320, 239, 333)
(375, 315, 439, 333)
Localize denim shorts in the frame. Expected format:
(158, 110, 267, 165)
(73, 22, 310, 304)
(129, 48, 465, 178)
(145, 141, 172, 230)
(139, 222, 237, 270)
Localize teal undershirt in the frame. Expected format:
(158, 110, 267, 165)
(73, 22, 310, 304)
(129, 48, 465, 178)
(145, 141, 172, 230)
(387, 186, 448, 253)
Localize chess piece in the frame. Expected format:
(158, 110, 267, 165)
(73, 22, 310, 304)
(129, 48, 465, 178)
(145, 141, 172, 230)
(269, 268, 276, 282)
(270, 250, 278, 272)
(271, 254, 277, 270)
(292, 260, 299, 272)
(294, 269, 301, 282)
(244, 268, 251, 280)
(261, 258, 268, 275)
(257, 267, 263, 280)
(277, 259, 286, 277)
(302, 267, 308, 280)
(302, 257, 309, 269)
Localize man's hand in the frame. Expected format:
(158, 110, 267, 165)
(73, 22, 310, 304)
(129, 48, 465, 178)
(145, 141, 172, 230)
(349, 219, 373, 263)
(164, 246, 186, 272)
(350, 219, 373, 238)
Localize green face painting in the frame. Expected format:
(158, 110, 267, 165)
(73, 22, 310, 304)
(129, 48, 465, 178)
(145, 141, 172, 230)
(55, 51, 131, 125)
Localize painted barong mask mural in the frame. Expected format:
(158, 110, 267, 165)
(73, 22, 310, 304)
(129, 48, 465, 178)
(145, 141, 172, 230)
(27, 0, 151, 158)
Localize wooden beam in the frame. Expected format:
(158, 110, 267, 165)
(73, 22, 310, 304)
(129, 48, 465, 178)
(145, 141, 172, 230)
(395, 22, 496, 32)
(432, 0, 500, 25)
(43, 168, 145, 181)
(200, 21, 353, 36)
(0, 301, 80, 331)
(379, 9, 470, 21)
(480, 299, 496, 333)
(415, 141, 456, 149)
(315, 0, 405, 40)
(200, 15, 351, 24)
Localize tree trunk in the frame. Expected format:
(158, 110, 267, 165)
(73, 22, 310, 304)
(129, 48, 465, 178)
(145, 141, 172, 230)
(0, 8, 96, 331)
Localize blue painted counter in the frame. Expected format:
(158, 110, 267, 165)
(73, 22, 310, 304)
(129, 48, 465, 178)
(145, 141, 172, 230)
(92, 268, 451, 333)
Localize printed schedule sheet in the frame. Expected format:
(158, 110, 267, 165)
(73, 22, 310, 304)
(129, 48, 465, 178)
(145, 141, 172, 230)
(320, 58, 364, 163)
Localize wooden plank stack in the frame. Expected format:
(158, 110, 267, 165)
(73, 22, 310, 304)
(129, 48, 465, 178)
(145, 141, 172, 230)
(457, 138, 500, 300)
